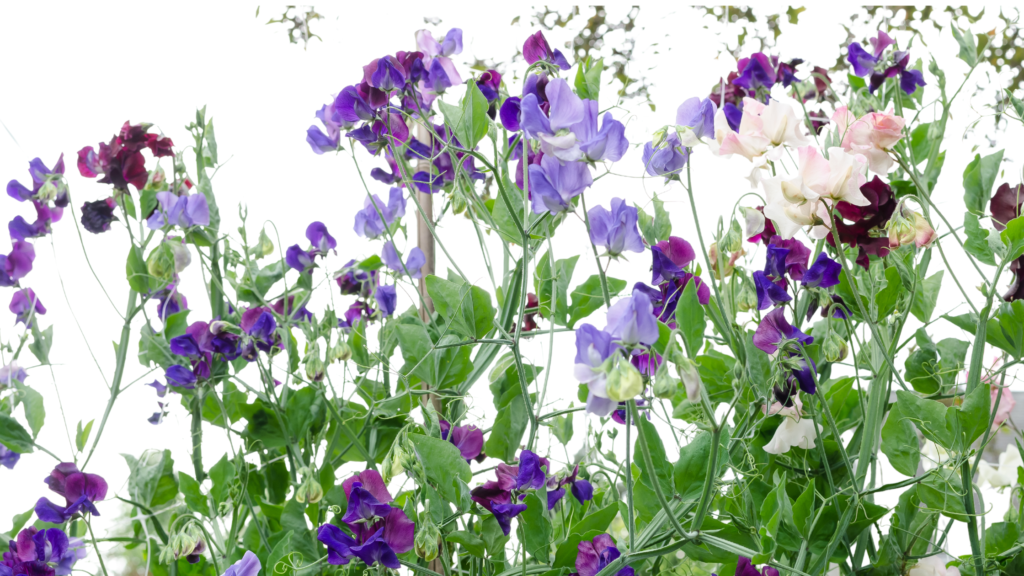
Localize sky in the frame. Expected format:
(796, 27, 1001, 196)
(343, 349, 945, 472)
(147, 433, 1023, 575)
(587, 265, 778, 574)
(1, 2, 1022, 573)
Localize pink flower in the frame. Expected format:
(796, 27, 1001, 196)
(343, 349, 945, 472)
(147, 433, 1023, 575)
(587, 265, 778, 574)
(832, 106, 905, 174)
(711, 98, 770, 160)
(991, 384, 1015, 430)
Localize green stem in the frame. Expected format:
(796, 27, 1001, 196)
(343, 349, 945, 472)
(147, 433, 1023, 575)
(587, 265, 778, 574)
(630, 402, 688, 540)
(625, 405, 635, 551)
(961, 460, 986, 576)
(581, 194, 611, 306)
(191, 387, 206, 482)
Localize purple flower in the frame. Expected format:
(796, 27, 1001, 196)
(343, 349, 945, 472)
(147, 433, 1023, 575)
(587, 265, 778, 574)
(170, 334, 201, 357)
(753, 307, 812, 355)
(574, 324, 621, 416)
(515, 450, 549, 490)
(154, 283, 187, 320)
(146, 192, 210, 230)
(847, 31, 893, 77)
(336, 260, 377, 297)
(476, 69, 502, 101)
(899, 65, 926, 95)
(440, 419, 484, 461)
(733, 53, 777, 92)
(802, 252, 841, 288)
(0, 361, 28, 387)
(723, 102, 744, 131)
(521, 78, 586, 161)
(656, 237, 697, 268)
(165, 364, 197, 389)
(7, 155, 68, 206)
(369, 56, 406, 91)
(80, 198, 118, 234)
(767, 236, 811, 280)
(0, 444, 20, 469)
(318, 471, 415, 569)
(588, 198, 644, 257)
(573, 534, 633, 576)
(523, 31, 571, 70)
(528, 155, 593, 215)
(764, 244, 791, 279)
(500, 97, 522, 131)
(605, 289, 659, 348)
(10, 288, 45, 326)
(675, 97, 717, 141)
(307, 89, 360, 155)
(412, 170, 444, 193)
(642, 133, 688, 178)
(35, 495, 99, 523)
(375, 285, 397, 317)
(286, 245, 315, 273)
(354, 188, 406, 238)
(556, 465, 593, 506)
(382, 242, 425, 278)
(737, 556, 781, 576)
(491, 502, 529, 536)
(575, 101, 629, 162)
(4, 240, 35, 282)
(221, 551, 261, 576)
(336, 86, 375, 123)
(4, 526, 70, 576)
(753, 271, 791, 310)
(35, 463, 108, 523)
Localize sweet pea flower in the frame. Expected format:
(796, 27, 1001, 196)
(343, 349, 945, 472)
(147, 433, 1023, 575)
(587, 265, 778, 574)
(376, 284, 397, 317)
(80, 198, 119, 234)
(548, 465, 593, 509)
(354, 188, 407, 238)
(832, 106, 905, 174)
(572, 534, 633, 576)
(886, 201, 937, 249)
(575, 100, 629, 162)
(7, 155, 68, 206)
(588, 198, 644, 257)
(907, 554, 961, 576)
(286, 245, 315, 272)
(146, 191, 210, 230)
(221, 551, 261, 576)
(307, 90, 354, 154)
(521, 78, 586, 161)
(801, 252, 841, 288)
(753, 307, 812, 355)
(762, 414, 821, 455)
(992, 384, 1015, 430)
(2, 240, 35, 283)
(573, 324, 622, 417)
(522, 31, 571, 70)
(847, 31, 893, 77)
(500, 97, 522, 131)
(36, 463, 108, 523)
(318, 470, 415, 569)
(605, 289, 659, 348)
(641, 132, 689, 177)
(0, 445, 20, 469)
(733, 53, 777, 92)
(336, 260, 378, 297)
(736, 557, 782, 576)
(978, 444, 1023, 488)
(9, 200, 64, 241)
(753, 270, 791, 310)
(440, 419, 484, 461)
(78, 122, 174, 192)
(674, 97, 717, 146)
(11, 288, 45, 326)
(382, 241, 426, 278)
(528, 154, 593, 214)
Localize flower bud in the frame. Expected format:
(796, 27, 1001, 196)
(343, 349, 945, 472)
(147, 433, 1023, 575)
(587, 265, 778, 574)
(329, 339, 352, 363)
(652, 360, 677, 399)
(606, 355, 643, 402)
(254, 229, 275, 259)
(651, 126, 669, 149)
(887, 202, 936, 249)
(414, 516, 442, 561)
(824, 333, 848, 363)
(742, 207, 765, 239)
(296, 478, 324, 504)
(304, 343, 325, 382)
(677, 357, 703, 403)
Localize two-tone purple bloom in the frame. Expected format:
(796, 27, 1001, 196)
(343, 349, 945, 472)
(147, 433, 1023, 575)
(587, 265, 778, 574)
(145, 191, 210, 230)
(521, 78, 586, 161)
(1, 240, 35, 286)
(734, 53, 777, 93)
(648, 237, 711, 307)
(286, 221, 336, 273)
(642, 132, 688, 178)
(588, 198, 644, 257)
(523, 31, 571, 70)
(547, 464, 594, 509)
(242, 306, 279, 355)
(415, 28, 464, 97)
(7, 155, 69, 207)
(307, 89, 359, 154)
(571, 534, 633, 576)
(382, 241, 426, 278)
(336, 261, 378, 298)
(35, 463, 108, 523)
(529, 154, 593, 215)
(10, 288, 45, 326)
(573, 324, 622, 417)
(317, 470, 415, 569)
(338, 301, 374, 331)
(440, 419, 484, 462)
(471, 450, 552, 535)
(753, 307, 812, 355)
(847, 31, 925, 95)
(0, 526, 85, 576)
(354, 188, 407, 238)
(10, 200, 64, 241)
(153, 283, 188, 320)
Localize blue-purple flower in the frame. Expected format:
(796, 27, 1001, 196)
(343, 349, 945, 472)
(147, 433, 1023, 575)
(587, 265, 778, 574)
(675, 97, 717, 145)
(733, 53, 777, 93)
(572, 534, 633, 576)
(382, 241, 426, 279)
(375, 284, 397, 317)
(576, 100, 629, 162)
(548, 464, 594, 509)
(318, 470, 415, 569)
(286, 244, 315, 273)
(0, 527, 73, 576)
(802, 252, 841, 288)
(523, 31, 571, 70)
(0, 444, 20, 469)
(7, 155, 68, 206)
(642, 132, 689, 178)
(521, 78, 586, 161)
(10, 200, 64, 241)
(847, 31, 925, 95)
(146, 191, 210, 230)
(753, 270, 792, 310)
(470, 451, 553, 535)
(588, 198, 644, 257)
(529, 154, 593, 215)
(354, 188, 407, 238)
(573, 324, 622, 416)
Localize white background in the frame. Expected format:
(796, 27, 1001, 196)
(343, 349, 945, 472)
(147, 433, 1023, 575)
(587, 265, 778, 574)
(1, 2, 1022, 573)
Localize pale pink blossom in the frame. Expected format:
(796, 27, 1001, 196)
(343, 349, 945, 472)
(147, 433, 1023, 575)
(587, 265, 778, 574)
(991, 384, 1015, 430)
(762, 393, 804, 420)
(711, 101, 770, 161)
(832, 106, 905, 175)
(711, 97, 811, 162)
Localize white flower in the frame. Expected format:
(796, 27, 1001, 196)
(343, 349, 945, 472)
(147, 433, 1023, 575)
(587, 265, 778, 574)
(978, 445, 1023, 488)
(763, 416, 821, 455)
(920, 440, 951, 471)
(908, 554, 960, 576)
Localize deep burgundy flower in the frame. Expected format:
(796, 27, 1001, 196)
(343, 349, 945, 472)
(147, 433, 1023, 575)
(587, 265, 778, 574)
(828, 176, 896, 269)
(991, 183, 1023, 231)
(80, 198, 118, 234)
(78, 122, 172, 192)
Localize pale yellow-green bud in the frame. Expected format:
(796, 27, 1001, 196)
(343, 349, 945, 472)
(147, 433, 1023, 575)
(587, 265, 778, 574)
(296, 478, 324, 504)
(677, 357, 703, 404)
(304, 343, 325, 382)
(329, 339, 352, 363)
(254, 229, 275, 259)
(414, 517, 442, 561)
(652, 360, 677, 399)
(824, 333, 848, 363)
(606, 355, 643, 402)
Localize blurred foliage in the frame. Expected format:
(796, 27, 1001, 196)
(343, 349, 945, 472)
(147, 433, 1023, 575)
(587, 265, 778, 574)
(259, 5, 323, 49)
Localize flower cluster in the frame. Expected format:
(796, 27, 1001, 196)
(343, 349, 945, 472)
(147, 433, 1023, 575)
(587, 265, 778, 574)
(318, 470, 415, 569)
(34, 462, 107, 524)
(1, 526, 86, 576)
(846, 30, 926, 95)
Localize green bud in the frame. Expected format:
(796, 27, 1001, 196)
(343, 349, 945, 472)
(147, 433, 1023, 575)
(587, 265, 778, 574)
(824, 333, 848, 363)
(254, 229, 275, 259)
(651, 126, 669, 148)
(606, 355, 643, 402)
(652, 360, 677, 399)
(329, 339, 352, 362)
(304, 342, 325, 382)
(296, 478, 323, 504)
(414, 516, 442, 561)
(677, 357, 703, 403)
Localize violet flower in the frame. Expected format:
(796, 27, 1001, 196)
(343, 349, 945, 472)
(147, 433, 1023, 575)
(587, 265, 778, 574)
(2, 527, 70, 576)
(576, 100, 629, 162)
(801, 252, 841, 288)
(733, 53, 777, 92)
(500, 97, 522, 131)
(523, 31, 571, 70)
(521, 78, 586, 161)
(369, 56, 407, 91)
(552, 465, 593, 507)
(0, 361, 28, 387)
(354, 188, 407, 238)
(7, 155, 68, 206)
(36, 463, 108, 523)
(767, 236, 811, 280)
(752, 307, 812, 355)
(588, 198, 644, 257)
(317, 470, 415, 569)
(3, 240, 35, 283)
(153, 283, 188, 320)
(9, 200, 64, 241)
(675, 97, 717, 145)
(146, 192, 210, 230)
(572, 534, 634, 576)
(476, 69, 502, 102)
(737, 556, 781, 576)
(306, 221, 336, 255)
(10, 288, 45, 326)
(382, 241, 426, 279)
(307, 90, 359, 154)
(376, 284, 397, 317)
(753, 271, 792, 310)
(528, 154, 593, 215)
(573, 324, 621, 417)
(80, 198, 119, 234)
(642, 133, 689, 178)
(606, 289, 659, 348)
(286, 245, 315, 273)
(847, 31, 893, 77)
(0, 444, 20, 469)
(440, 419, 484, 461)
(221, 551, 261, 576)
(336, 260, 377, 298)
(165, 364, 197, 389)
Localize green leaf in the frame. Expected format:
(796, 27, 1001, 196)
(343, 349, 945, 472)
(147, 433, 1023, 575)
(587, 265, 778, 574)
(446, 531, 486, 557)
(674, 429, 729, 500)
(985, 522, 1020, 556)
(204, 119, 218, 165)
(484, 361, 538, 463)
(904, 347, 940, 394)
(28, 325, 53, 366)
(918, 468, 968, 521)
(567, 275, 626, 328)
(126, 245, 152, 293)
(124, 449, 177, 507)
(439, 82, 490, 151)
(874, 266, 904, 321)
(520, 492, 551, 563)
(534, 250, 578, 326)
(636, 195, 672, 246)
(7, 506, 34, 538)
(408, 433, 473, 503)
(178, 472, 211, 517)
(881, 402, 921, 476)
(75, 419, 94, 452)
(895, 391, 953, 449)
(951, 25, 979, 67)
(1001, 215, 1024, 262)
(267, 531, 294, 576)
(209, 455, 236, 508)
(675, 280, 706, 357)
(956, 383, 991, 447)
(634, 413, 673, 496)
(426, 275, 495, 339)
(568, 503, 619, 537)
(910, 270, 944, 323)
(546, 406, 573, 446)
(963, 214, 997, 266)
(16, 384, 44, 438)
(792, 483, 816, 540)
(0, 413, 34, 453)
(574, 57, 604, 100)
(945, 302, 1024, 360)
(963, 150, 1004, 214)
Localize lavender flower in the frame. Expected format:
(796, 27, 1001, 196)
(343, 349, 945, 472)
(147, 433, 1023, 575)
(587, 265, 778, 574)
(500, 97, 522, 131)
(354, 188, 407, 238)
(221, 551, 261, 576)
(286, 245, 315, 272)
(529, 154, 593, 215)
(146, 192, 210, 230)
(382, 242, 426, 278)
(675, 97, 717, 145)
(7, 155, 68, 206)
(0, 445, 20, 469)
(588, 198, 644, 257)
(521, 78, 586, 161)
(576, 101, 629, 162)
(306, 221, 336, 255)
(642, 133, 688, 178)
(573, 324, 621, 417)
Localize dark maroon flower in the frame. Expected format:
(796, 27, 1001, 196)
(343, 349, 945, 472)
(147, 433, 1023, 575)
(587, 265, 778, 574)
(827, 176, 896, 269)
(991, 183, 1023, 231)
(77, 122, 172, 192)
(80, 198, 118, 234)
